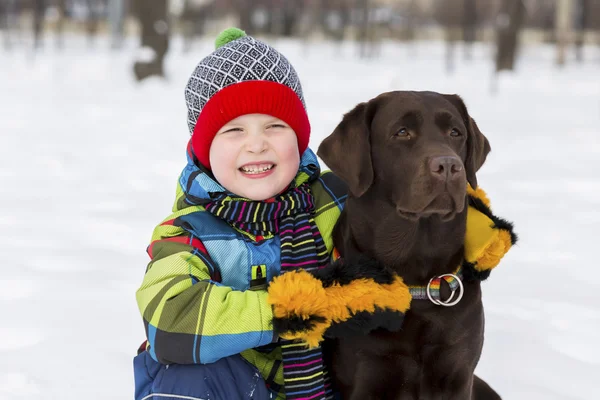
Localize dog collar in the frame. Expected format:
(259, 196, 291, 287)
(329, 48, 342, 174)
(409, 266, 464, 307)
(331, 248, 465, 307)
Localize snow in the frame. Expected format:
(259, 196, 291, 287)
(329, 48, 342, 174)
(1, 34, 599, 399)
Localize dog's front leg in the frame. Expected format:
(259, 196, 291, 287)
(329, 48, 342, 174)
(419, 366, 474, 400)
(347, 380, 419, 400)
(344, 357, 420, 400)
(471, 375, 502, 400)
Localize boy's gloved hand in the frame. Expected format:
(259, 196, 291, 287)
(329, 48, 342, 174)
(267, 257, 411, 348)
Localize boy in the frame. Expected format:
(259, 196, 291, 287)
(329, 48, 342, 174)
(134, 27, 385, 400)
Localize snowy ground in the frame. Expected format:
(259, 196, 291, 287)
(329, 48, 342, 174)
(1, 34, 599, 399)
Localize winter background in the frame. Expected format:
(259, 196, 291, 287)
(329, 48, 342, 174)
(2, 7, 600, 400)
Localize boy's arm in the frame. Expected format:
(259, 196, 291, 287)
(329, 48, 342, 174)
(136, 223, 275, 365)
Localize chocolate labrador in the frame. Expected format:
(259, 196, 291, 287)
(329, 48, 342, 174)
(317, 91, 501, 399)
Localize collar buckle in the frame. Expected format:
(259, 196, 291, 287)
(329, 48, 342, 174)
(426, 273, 464, 307)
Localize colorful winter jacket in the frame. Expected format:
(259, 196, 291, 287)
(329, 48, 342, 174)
(135, 145, 347, 399)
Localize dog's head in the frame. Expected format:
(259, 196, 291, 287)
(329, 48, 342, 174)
(318, 91, 490, 221)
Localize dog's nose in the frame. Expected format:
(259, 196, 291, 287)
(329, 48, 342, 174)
(429, 156, 463, 182)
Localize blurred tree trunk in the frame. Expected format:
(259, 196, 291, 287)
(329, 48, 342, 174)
(280, 0, 302, 37)
(265, 0, 276, 35)
(180, 0, 192, 51)
(55, 0, 66, 49)
(463, 0, 477, 60)
(494, 0, 526, 72)
(235, 0, 253, 34)
(574, 0, 588, 62)
(445, 29, 459, 73)
(181, 0, 212, 53)
(0, 0, 10, 50)
(133, 0, 169, 81)
(492, 0, 526, 94)
(556, 0, 574, 66)
(85, 0, 101, 47)
(109, 0, 127, 49)
(32, 0, 45, 49)
(434, 0, 462, 72)
(301, 0, 321, 56)
(322, 0, 349, 42)
(357, 0, 374, 58)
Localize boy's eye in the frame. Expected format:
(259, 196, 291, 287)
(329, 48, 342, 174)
(222, 127, 243, 134)
(267, 124, 287, 129)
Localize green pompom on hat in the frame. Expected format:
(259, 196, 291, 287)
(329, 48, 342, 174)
(214, 27, 247, 49)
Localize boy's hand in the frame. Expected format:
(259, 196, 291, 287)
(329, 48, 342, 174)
(268, 269, 332, 347)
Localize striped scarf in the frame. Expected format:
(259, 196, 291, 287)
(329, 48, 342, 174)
(205, 183, 333, 400)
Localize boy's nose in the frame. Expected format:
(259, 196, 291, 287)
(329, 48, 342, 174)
(246, 133, 268, 153)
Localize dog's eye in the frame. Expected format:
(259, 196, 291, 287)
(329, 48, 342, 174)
(394, 128, 410, 138)
(450, 128, 462, 137)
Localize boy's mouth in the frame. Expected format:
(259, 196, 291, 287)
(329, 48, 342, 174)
(239, 163, 275, 175)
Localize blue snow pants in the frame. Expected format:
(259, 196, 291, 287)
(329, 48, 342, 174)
(133, 350, 272, 400)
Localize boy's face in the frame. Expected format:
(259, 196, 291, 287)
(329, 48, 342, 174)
(209, 114, 301, 201)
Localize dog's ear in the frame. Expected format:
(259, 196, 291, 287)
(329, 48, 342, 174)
(443, 94, 491, 189)
(317, 101, 375, 197)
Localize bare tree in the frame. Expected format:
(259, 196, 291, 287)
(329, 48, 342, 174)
(109, 0, 127, 49)
(85, 0, 104, 47)
(55, 0, 67, 49)
(555, 0, 574, 66)
(300, 0, 321, 55)
(32, 0, 46, 49)
(180, 0, 213, 53)
(133, 0, 170, 81)
(574, 0, 588, 62)
(356, 0, 382, 59)
(280, 0, 304, 37)
(492, 0, 526, 93)
(322, 0, 350, 42)
(494, 0, 526, 72)
(434, 0, 462, 72)
(0, 0, 13, 49)
(234, 0, 254, 34)
(463, 0, 478, 60)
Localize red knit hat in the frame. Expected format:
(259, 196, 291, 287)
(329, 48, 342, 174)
(185, 28, 310, 169)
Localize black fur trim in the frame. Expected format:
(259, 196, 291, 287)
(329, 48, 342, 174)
(467, 195, 494, 219)
(310, 255, 395, 288)
(272, 314, 327, 336)
(493, 217, 518, 245)
(324, 308, 404, 338)
(468, 195, 518, 245)
(461, 261, 491, 282)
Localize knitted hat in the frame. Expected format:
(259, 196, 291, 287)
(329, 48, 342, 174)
(185, 28, 310, 169)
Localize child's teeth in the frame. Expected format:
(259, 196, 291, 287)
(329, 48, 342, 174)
(241, 164, 273, 174)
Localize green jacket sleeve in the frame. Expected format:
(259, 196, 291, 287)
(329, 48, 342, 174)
(136, 211, 276, 365)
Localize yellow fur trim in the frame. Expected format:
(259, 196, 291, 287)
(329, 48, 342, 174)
(476, 229, 512, 271)
(267, 270, 332, 347)
(267, 270, 328, 320)
(467, 184, 491, 207)
(325, 276, 411, 319)
(464, 199, 513, 271)
(464, 207, 497, 264)
(269, 272, 411, 348)
(280, 322, 330, 348)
